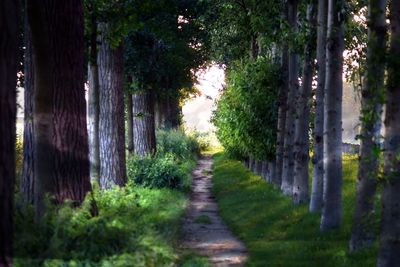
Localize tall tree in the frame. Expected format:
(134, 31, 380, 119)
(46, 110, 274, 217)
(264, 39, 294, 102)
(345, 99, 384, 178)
(310, 0, 328, 213)
(0, 1, 19, 265)
(293, 0, 317, 204)
(20, 8, 35, 205)
(281, 0, 299, 195)
(132, 89, 157, 157)
(320, 0, 345, 231)
(377, 0, 400, 264)
(87, 1, 100, 183)
(274, 3, 289, 188)
(27, 0, 91, 219)
(350, 0, 387, 251)
(98, 27, 127, 189)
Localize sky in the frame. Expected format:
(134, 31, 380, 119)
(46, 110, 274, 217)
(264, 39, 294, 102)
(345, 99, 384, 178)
(182, 64, 225, 132)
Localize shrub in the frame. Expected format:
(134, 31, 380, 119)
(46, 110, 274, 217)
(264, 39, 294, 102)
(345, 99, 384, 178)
(212, 57, 281, 160)
(156, 129, 200, 161)
(127, 153, 184, 189)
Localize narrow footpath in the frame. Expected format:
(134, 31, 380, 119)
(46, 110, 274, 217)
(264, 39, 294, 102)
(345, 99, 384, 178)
(181, 155, 248, 267)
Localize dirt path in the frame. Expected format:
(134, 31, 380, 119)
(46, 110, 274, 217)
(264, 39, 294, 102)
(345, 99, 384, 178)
(181, 155, 248, 267)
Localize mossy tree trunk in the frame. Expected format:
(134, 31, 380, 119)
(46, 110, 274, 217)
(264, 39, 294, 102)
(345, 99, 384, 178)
(310, 0, 328, 213)
(350, 0, 387, 251)
(281, 0, 299, 196)
(293, 0, 317, 204)
(377, 0, 400, 265)
(320, 0, 344, 231)
(275, 2, 289, 188)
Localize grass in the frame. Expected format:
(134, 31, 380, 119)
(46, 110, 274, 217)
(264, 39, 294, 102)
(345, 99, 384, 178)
(212, 152, 379, 267)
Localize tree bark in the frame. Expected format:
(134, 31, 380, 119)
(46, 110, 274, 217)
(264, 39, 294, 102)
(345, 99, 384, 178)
(261, 161, 269, 181)
(281, 0, 299, 195)
(20, 11, 35, 205)
(268, 161, 276, 184)
(132, 90, 157, 157)
(27, 0, 91, 219)
(377, 0, 400, 265)
(320, 0, 344, 231)
(165, 94, 181, 129)
(0, 1, 19, 265)
(154, 94, 163, 129)
(310, 0, 328, 213)
(126, 90, 134, 155)
(293, 0, 317, 205)
(87, 15, 100, 184)
(350, 0, 387, 252)
(274, 3, 289, 188)
(98, 29, 127, 189)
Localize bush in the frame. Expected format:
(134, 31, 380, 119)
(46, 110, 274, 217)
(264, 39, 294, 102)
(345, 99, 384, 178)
(212, 57, 281, 160)
(127, 153, 184, 189)
(14, 185, 187, 266)
(156, 129, 200, 161)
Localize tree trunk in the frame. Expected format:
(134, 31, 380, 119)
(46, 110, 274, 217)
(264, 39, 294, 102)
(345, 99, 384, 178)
(154, 94, 163, 129)
(377, 0, 400, 265)
(98, 29, 127, 189)
(248, 156, 253, 171)
(0, 1, 19, 265)
(132, 90, 157, 157)
(27, 0, 91, 219)
(87, 16, 100, 184)
(275, 3, 289, 188)
(20, 11, 35, 205)
(310, 0, 328, 213)
(126, 90, 134, 155)
(281, 0, 299, 195)
(261, 161, 269, 181)
(165, 94, 181, 129)
(293, 0, 317, 205)
(268, 161, 276, 184)
(320, 0, 344, 231)
(350, 0, 387, 252)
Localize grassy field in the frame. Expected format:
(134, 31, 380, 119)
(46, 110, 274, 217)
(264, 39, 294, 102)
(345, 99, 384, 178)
(212, 152, 380, 267)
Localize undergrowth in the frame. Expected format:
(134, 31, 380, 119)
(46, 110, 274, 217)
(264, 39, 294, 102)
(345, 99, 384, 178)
(14, 129, 204, 267)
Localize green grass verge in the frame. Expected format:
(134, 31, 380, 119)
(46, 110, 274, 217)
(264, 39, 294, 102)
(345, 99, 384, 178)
(212, 152, 379, 267)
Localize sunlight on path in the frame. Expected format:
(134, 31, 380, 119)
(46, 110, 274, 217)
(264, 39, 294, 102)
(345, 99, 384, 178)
(181, 156, 248, 267)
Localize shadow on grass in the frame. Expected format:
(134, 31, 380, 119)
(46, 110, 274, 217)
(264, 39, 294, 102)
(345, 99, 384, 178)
(211, 152, 378, 267)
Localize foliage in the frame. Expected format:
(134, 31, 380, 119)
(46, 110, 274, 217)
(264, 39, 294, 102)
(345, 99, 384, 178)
(212, 58, 281, 160)
(123, 0, 209, 104)
(14, 184, 188, 266)
(156, 129, 200, 161)
(127, 153, 185, 190)
(14, 129, 202, 266)
(126, 129, 201, 190)
(15, 133, 23, 183)
(202, 0, 283, 64)
(212, 152, 379, 266)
